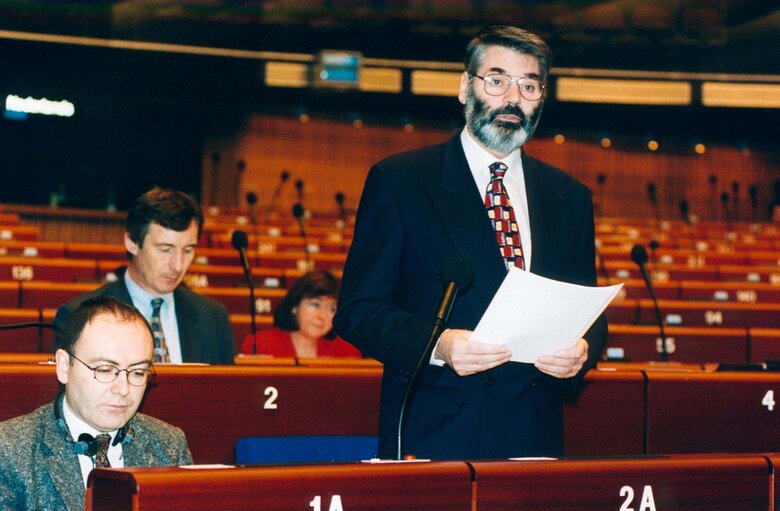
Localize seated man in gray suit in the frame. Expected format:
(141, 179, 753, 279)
(0, 296, 193, 510)
(53, 187, 235, 364)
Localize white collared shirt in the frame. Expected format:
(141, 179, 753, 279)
(460, 127, 533, 268)
(62, 395, 124, 487)
(124, 271, 183, 363)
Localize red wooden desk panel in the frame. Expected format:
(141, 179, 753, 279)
(88, 462, 473, 511)
(470, 455, 771, 510)
(563, 369, 646, 456)
(0, 257, 98, 283)
(195, 287, 286, 315)
(0, 282, 19, 307)
(749, 328, 780, 363)
(680, 281, 780, 303)
(0, 308, 44, 352)
(607, 324, 749, 363)
(0, 240, 65, 258)
(0, 365, 381, 465)
(20, 281, 101, 309)
(645, 372, 780, 454)
(140, 365, 382, 464)
(638, 299, 780, 329)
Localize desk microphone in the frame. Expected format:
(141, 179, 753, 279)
(265, 170, 290, 222)
(231, 230, 257, 353)
(631, 244, 668, 362)
(292, 203, 311, 268)
(396, 254, 474, 460)
(335, 192, 347, 225)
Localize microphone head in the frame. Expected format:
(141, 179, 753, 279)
(245, 192, 258, 205)
(295, 179, 304, 191)
(231, 230, 249, 250)
(441, 254, 474, 289)
(749, 185, 758, 205)
(236, 160, 246, 171)
(596, 173, 606, 185)
(630, 244, 648, 266)
(280, 170, 290, 182)
(649, 239, 659, 251)
(708, 174, 717, 186)
(720, 192, 730, 204)
(335, 192, 345, 204)
(292, 203, 305, 219)
(731, 181, 740, 194)
(646, 182, 657, 202)
(679, 199, 689, 215)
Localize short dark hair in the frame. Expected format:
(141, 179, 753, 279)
(60, 296, 153, 356)
(274, 270, 340, 339)
(126, 187, 204, 249)
(464, 25, 552, 82)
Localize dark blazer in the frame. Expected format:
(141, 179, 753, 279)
(334, 134, 607, 460)
(52, 268, 235, 365)
(0, 398, 192, 510)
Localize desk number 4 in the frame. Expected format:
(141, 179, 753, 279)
(762, 390, 775, 411)
(310, 495, 344, 511)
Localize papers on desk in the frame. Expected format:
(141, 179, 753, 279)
(471, 268, 623, 364)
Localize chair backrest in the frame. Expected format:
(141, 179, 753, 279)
(235, 435, 378, 464)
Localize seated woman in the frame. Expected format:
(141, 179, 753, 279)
(241, 269, 361, 358)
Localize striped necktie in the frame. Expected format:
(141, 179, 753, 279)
(150, 298, 171, 363)
(94, 433, 111, 468)
(485, 161, 526, 270)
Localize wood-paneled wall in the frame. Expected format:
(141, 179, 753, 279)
(203, 114, 778, 220)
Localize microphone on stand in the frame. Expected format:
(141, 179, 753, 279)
(679, 200, 696, 250)
(631, 244, 668, 362)
(292, 203, 310, 268)
(231, 230, 257, 354)
(721, 192, 733, 233)
(335, 192, 347, 226)
(264, 170, 290, 222)
(396, 254, 474, 460)
(295, 179, 304, 202)
(646, 182, 660, 225)
(245, 192, 258, 227)
(749, 185, 758, 224)
(731, 181, 740, 222)
(708, 174, 718, 220)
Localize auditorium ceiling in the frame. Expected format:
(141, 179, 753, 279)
(0, 0, 778, 74)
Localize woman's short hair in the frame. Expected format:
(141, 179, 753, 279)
(274, 269, 340, 338)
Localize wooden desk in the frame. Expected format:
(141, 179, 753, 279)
(645, 371, 780, 454)
(87, 462, 473, 511)
(748, 328, 780, 363)
(638, 299, 780, 329)
(0, 257, 98, 283)
(563, 369, 646, 456)
(607, 324, 749, 363)
(470, 455, 771, 510)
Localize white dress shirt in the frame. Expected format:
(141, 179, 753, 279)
(124, 271, 183, 363)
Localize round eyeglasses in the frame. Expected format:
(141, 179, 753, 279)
(472, 73, 545, 101)
(68, 352, 154, 387)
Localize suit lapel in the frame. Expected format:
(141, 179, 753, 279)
(42, 411, 86, 511)
(174, 289, 197, 362)
(427, 136, 508, 304)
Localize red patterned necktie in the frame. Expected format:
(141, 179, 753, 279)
(485, 162, 526, 270)
(94, 433, 111, 468)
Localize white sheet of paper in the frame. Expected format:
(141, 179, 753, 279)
(471, 268, 623, 363)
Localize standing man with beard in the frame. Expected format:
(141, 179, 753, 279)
(334, 26, 607, 460)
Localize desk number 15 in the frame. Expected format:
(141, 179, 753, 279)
(762, 390, 775, 411)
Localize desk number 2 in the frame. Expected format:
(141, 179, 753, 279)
(310, 495, 344, 511)
(264, 386, 278, 409)
(762, 390, 775, 411)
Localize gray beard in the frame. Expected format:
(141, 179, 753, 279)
(464, 86, 543, 154)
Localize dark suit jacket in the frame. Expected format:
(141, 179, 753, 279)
(52, 268, 235, 365)
(0, 398, 192, 510)
(334, 134, 607, 460)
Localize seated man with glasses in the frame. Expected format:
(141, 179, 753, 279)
(0, 296, 192, 510)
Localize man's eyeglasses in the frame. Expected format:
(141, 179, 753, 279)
(68, 352, 154, 387)
(472, 73, 545, 101)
